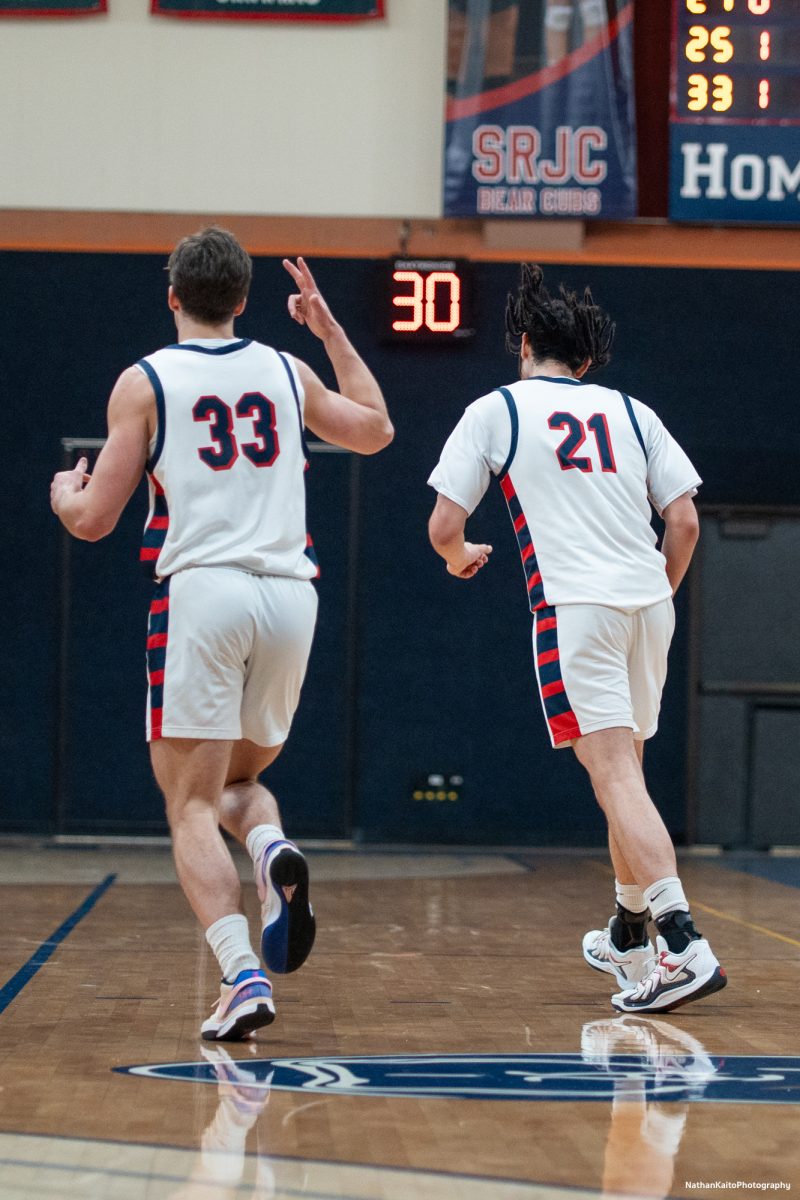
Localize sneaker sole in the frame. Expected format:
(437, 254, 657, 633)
(261, 846, 316, 975)
(202, 998, 276, 1043)
(612, 966, 727, 1014)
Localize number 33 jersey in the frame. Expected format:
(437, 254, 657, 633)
(136, 338, 317, 581)
(428, 377, 701, 611)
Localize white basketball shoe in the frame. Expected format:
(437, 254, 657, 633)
(583, 920, 655, 990)
(612, 936, 727, 1013)
(201, 969, 276, 1042)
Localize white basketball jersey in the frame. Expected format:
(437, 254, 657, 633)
(137, 338, 317, 581)
(428, 376, 701, 611)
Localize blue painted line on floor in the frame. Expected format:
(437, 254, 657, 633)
(721, 856, 800, 890)
(0, 873, 116, 1016)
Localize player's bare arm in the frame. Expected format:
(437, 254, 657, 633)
(661, 492, 700, 595)
(284, 256, 393, 455)
(428, 494, 492, 580)
(50, 366, 154, 541)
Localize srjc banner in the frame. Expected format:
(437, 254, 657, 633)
(151, 0, 383, 19)
(444, 0, 637, 220)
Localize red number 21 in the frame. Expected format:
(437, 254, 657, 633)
(548, 411, 617, 473)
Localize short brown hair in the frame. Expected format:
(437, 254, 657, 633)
(168, 226, 252, 324)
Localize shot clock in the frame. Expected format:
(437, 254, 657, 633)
(376, 259, 475, 344)
(669, 0, 800, 222)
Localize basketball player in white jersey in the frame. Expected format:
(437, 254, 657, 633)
(50, 228, 393, 1040)
(427, 264, 726, 1013)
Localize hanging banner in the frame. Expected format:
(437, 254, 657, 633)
(151, 0, 383, 19)
(444, 0, 637, 219)
(0, 0, 105, 14)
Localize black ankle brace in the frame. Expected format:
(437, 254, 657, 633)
(610, 903, 650, 951)
(655, 908, 701, 953)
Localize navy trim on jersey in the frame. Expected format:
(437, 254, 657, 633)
(546, 376, 583, 386)
(278, 351, 310, 462)
(138, 359, 166, 472)
(165, 339, 252, 355)
(497, 387, 519, 480)
(621, 392, 648, 463)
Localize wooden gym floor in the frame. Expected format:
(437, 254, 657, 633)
(1, 844, 799, 1198)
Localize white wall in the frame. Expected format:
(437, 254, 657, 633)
(0, 0, 447, 216)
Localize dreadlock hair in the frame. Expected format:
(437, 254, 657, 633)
(504, 263, 615, 373)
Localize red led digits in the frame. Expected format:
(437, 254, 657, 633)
(425, 272, 461, 333)
(392, 270, 462, 335)
(382, 260, 473, 343)
(392, 271, 424, 332)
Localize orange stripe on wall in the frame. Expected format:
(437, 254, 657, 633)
(2, 211, 800, 270)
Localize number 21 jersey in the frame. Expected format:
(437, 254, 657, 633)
(137, 338, 316, 581)
(428, 377, 701, 611)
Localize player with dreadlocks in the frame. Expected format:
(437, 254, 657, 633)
(427, 264, 726, 1014)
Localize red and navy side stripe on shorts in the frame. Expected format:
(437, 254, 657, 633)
(535, 606, 581, 745)
(140, 476, 169, 575)
(146, 578, 170, 741)
(304, 533, 321, 579)
(500, 474, 546, 612)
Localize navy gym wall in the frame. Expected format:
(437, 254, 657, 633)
(1, 252, 796, 844)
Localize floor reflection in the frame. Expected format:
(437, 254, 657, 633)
(170, 1047, 274, 1199)
(581, 1017, 717, 1198)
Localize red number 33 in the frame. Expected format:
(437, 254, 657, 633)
(193, 392, 280, 472)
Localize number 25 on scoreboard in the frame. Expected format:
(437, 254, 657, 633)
(686, 25, 733, 63)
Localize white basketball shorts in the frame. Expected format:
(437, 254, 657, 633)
(532, 597, 675, 749)
(145, 567, 318, 746)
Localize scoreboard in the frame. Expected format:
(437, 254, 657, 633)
(669, 0, 800, 222)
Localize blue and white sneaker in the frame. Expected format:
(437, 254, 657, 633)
(201, 969, 276, 1042)
(256, 839, 316, 974)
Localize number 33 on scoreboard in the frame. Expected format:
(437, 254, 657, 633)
(688, 73, 733, 112)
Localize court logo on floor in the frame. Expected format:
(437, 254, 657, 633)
(116, 1051, 800, 1104)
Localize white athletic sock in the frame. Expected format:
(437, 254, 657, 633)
(206, 914, 260, 982)
(245, 823, 285, 866)
(643, 876, 690, 922)
(615, 880, 648, 914)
